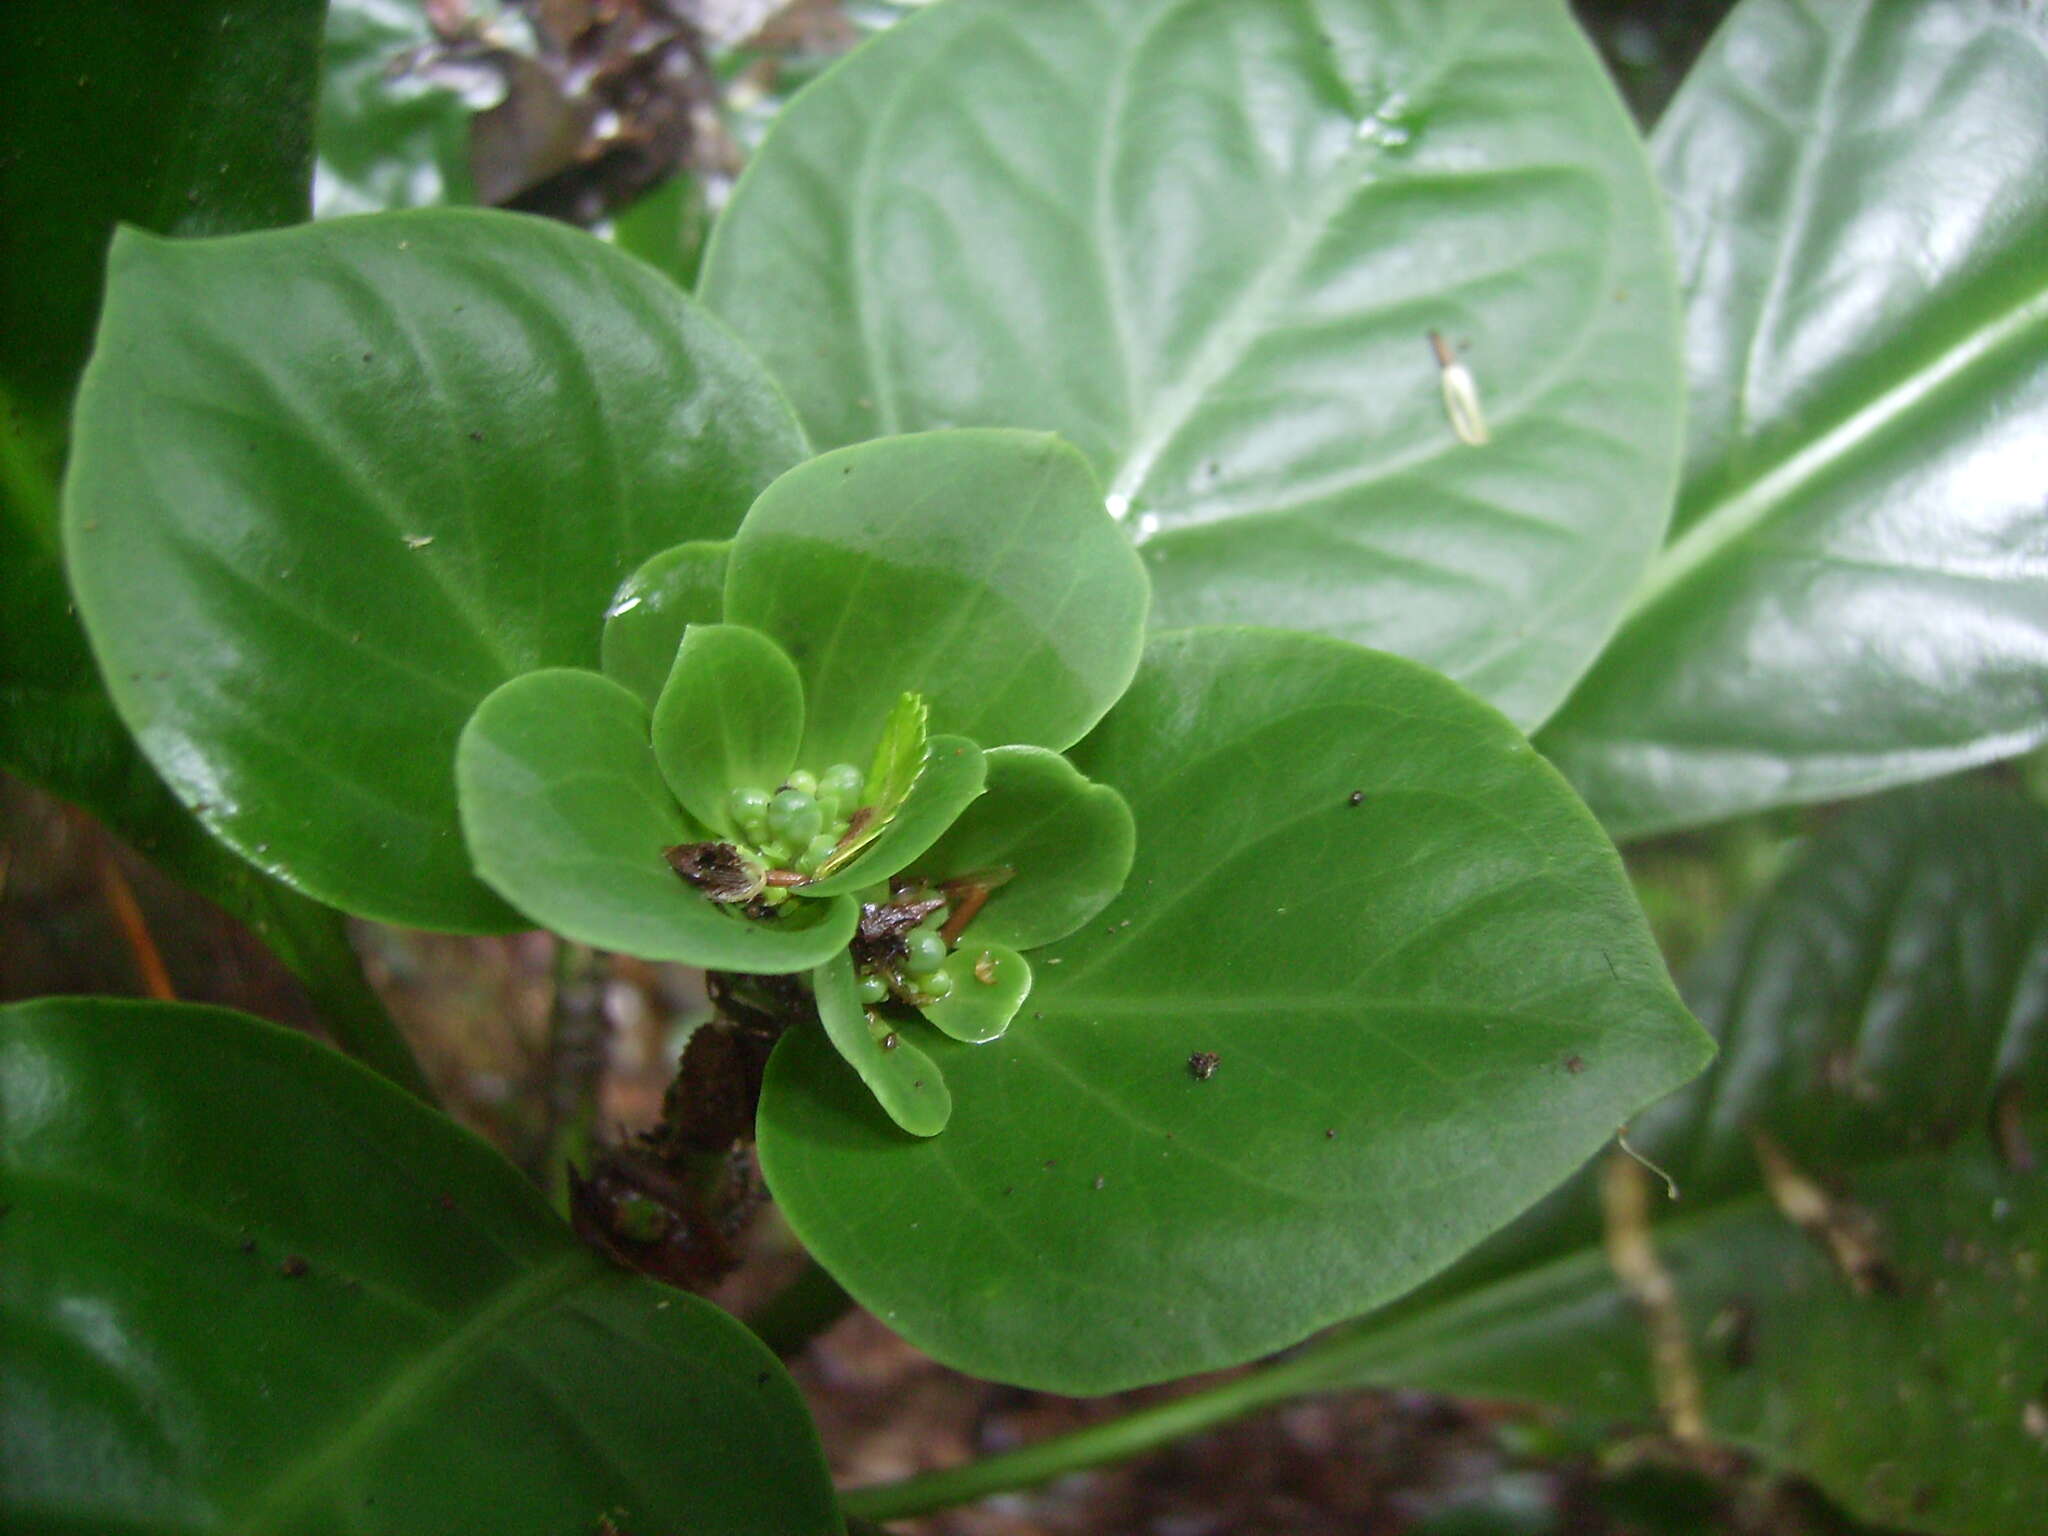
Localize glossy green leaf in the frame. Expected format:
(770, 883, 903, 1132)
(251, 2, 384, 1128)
(457, 668, 856, 970)
(64, 209, 807, 931)
(725, 431, 1148, 764)
(758, 628, 1711, 1393)
(0, 996, 837, 1535)
(912, 745, 1135, 950)
(314, 0, 479, 217)
(651, 624, 805, 837)
(1540, 0, 2048, 835)
(919, 941, 1031, 1045)
(601, 539, 731, 707)
(1309, 780, 2048, 1536)
(700, 0, 1684, 729)
(813, 951, 953, 1137)
(801, 736, 987, 897)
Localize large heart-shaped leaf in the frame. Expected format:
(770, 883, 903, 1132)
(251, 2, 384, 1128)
(0, 996, 838, 1535)
(699, 0, 1684, 728)
(725, 430, 1150, 762)
(757, 628, 1711, 1393)
(1303, 779, 2048, 1536)
(1540, 0, 2048, 836)
(63, 209, 807, 931)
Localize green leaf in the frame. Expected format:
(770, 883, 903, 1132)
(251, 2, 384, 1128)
(912, 745, 1135, 950)
(866, 691, 930, 819)
(651, 624, 805, 837)
(700, 0, 1684, 729)
(725, 430, 1149, 762)
(801, 736, 987, 897)
(1305, 780, 2048, 1536)
(1539, 0, 2048, 835)
(812, 951, 953, 1137)
(457, 668, 856, 970)
(64, 209, 807, 932)
(919, 941, 1031, 1045)
(314, 0, 479, 217)
(0, 996, 838, 1535)
(600, 539, 732, 707)
(757, 628, 1711, 1393)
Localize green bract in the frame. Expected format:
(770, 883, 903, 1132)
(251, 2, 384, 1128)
(459, 429, 1149, 1134)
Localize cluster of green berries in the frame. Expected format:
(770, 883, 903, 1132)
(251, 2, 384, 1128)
(726, 763, 868, 898)
(857, 911, 956, 1007)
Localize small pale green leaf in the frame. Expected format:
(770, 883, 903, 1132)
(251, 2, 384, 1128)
(601, 539, 731, 707)
(912, 745, 1135, 950)
(1540, 0, 2048, 835)
(1310, 779, 2048, 1536)
(63, 210, 805, 931)
(802, 736, 987, 897)
(759, 628, 1710, 1393)
(0, 996, 838, 1535)
(651, 624, 804, 837)
(700, 0, 1686, 728)
(919, 941, 1030, 1045)
(725, 430, 1149, 764)
(457, 668, 855, 971)
(811, 951, 952, 1138)
(867, 691, 930, 822)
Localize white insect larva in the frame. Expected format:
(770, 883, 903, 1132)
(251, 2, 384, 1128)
(1429, 330, 1489, 447)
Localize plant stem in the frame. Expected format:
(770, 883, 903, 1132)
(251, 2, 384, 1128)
(839, 1336, 1376, 1522)
(542, 938, 606, 1214)
(746, 1256, 855, 1357)
(263, 899, 440, 1108)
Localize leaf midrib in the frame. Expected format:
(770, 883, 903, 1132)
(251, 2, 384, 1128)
(227, 1248, 603, 1532)
(1620, 256, 2048, 626)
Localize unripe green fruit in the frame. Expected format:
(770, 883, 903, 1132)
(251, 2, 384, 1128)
(784, 769, 818, 796)
(855, 971, 889, 1005)
(903, 930, 947, 976)
(798, 833, 840, 874)
(768, 788, 823, 849)
(919, 966, 955, 1000)
(728, 785, 771, 839)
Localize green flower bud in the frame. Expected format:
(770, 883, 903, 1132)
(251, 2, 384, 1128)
(784, 769, 818, 796)
(855, 971, 890, 1005)
(903, 930, 947, 976)
(798, 832, 840, 875)
(727, 785, 771, 839)
(767, 788, 823, 850)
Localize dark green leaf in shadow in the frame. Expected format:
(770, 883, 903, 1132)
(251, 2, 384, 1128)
(601, 539, 731, 707)
(700, 0, 1685, 729)
(651, 623, 805, 838)
(63, 209, 806, 931)
(0, 996, 838, 1535)
(812, 950, 952, 1138)
(801, 736, 987, 897)
(314, 0, 479, 217)
(1307, 779, 2048, 1536)
(1541, 1, 2048, 835)
(724, 430, 1149, 764)
(919, 941, 1031, 1045)
(457, 668, 855, 970)
(912, 745, 1136, 950)
(758, 628, 1711, 1393)
(0, 0, 324, 924)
